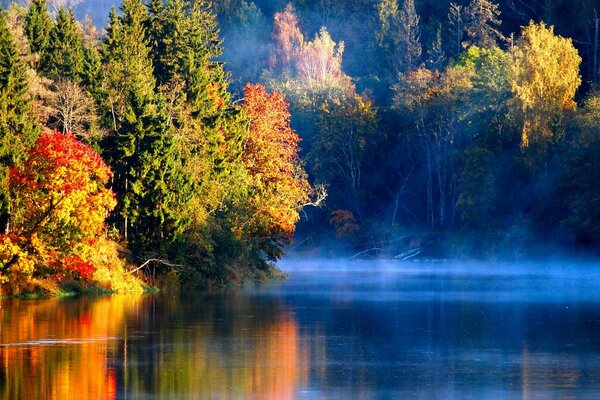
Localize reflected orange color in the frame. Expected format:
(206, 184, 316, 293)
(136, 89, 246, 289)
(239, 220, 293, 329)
(248, 313, 309, 399)
(0, 296, 140, 400)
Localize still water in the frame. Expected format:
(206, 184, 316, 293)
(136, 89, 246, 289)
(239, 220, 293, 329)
(2, 259, 600, 399)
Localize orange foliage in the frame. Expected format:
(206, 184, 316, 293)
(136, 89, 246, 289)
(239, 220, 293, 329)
(242, 84, 311, 245)
(2, 132, 116, 284)
(329, 209, 359, 238)
(270, 3, 304, 70)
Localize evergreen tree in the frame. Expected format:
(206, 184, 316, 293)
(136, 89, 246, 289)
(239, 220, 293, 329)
(376, 0, 421, 74)
(426, 24, 446, 70)
(101, 0, 189, 253)
(0, 11, 39, 231)
(448, 2, 465, 58)
(464, 0, 503, 49)
(24, 0, 52, 56)
(41, 7, 85, 81)
(398, 0, 422, 72)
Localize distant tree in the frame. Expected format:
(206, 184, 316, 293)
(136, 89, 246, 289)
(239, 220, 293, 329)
(222, 1, 269, 90)
(510, 21, 581, 147)
(376, 0, 421, 73)
(41, 7, 85, 81)
(269, 3, 304, 72)
(393, 67, 471, 228)
(448, 2, 465, 58)
(24, 0, 52, 56)
(463, 0, 503, 49)
(561, 92, 600, 246)
(426, 23, 446, 70)
(398, 0, 422, 71)
(310, 92, 376, 214)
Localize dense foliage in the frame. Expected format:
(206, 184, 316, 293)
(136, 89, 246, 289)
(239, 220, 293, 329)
(0, 0, 317, 294)
(213, 0, 600, 259)
(2, 0, 600, 294)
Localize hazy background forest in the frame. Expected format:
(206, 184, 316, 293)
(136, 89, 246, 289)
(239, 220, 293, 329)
(2, 0, 600, 297)
(207, 0, 600, 260)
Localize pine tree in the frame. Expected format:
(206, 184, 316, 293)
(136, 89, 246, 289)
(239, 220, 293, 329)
(398, 0, 422, 72)
(101, 0, 189, 253)
(81, 44, 102, 97)
(448, 2, 465, 58)
(24, 0, 52, 56)
(426, 24, 446, 70)
(0, 11, 39, 231)
(41, 7, 85, 81)
(376, 0, 421, 74)
(464, 0, 503, 49)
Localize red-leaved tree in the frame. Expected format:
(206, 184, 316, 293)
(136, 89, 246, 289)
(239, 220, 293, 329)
(0, 132, 116, 282)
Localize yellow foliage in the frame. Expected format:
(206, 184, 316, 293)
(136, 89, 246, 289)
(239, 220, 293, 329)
(510, 21, 581, 147)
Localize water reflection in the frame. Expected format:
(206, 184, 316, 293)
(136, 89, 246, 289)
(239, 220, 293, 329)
(0, 296, 132, 400)
(1, 261, 600, 398)
(0, 294, 309, 400)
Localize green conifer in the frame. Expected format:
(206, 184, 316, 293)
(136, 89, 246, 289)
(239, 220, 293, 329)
(0, 11, 39, 231)
(41, 7, 85, 81)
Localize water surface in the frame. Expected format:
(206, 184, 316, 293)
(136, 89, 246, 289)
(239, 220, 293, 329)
(2, 259, 600, 399)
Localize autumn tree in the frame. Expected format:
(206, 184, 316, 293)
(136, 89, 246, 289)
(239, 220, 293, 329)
(269, 3, 304, 72)
(295, 27, 347, 88)
(511, 21, 582, 147)
(241, 84, 312, 259)
(1, 132, 115, 282)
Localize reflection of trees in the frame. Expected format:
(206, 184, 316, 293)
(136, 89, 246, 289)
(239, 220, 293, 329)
(0, 294, 308, 399)
(0, 296, 139, 400)
(120, 293, 308, 399)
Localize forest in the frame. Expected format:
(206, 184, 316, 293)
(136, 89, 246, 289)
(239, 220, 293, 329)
(0, 0, 599, 295)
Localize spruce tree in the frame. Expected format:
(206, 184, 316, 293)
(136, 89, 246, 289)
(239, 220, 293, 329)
(101, 0, 189, 253)
(24, 0, 52, 56)
(464, 0, 503, 49)
(376, 0, 422, 74)
(41, 7, 85, 81)
(0, 11, 39, 231)
(398, 0, 421, 72)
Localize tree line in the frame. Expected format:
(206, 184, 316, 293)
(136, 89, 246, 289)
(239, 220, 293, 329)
(0, 0, 319, 295)
(214, 0, 600, 258)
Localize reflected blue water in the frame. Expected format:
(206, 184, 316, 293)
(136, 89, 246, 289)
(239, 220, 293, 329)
(2, 259, 600, 399)
(274, 259, 600, 399)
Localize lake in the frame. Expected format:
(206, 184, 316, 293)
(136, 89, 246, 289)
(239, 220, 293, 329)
(2, 259, 600, 399)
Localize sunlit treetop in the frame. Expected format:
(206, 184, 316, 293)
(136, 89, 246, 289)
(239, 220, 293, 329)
(510, 21, 581, 147)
